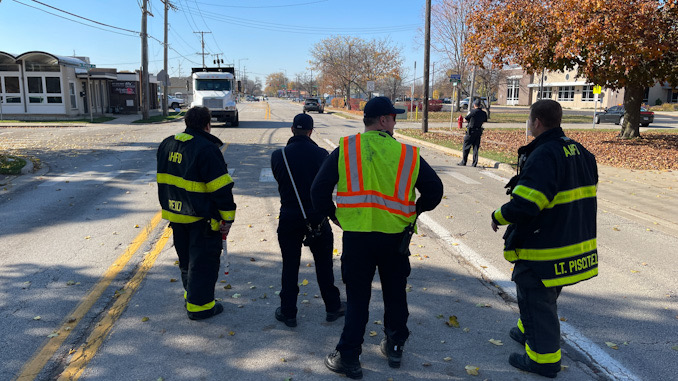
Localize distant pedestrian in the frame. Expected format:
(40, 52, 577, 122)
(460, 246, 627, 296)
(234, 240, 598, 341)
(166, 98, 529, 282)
(157, 106, 236, 320)
(458, 99, 487, 167)
(491, 99, 598, 378)
(312, 96, 443, 379)
(271, 113, 345, 328)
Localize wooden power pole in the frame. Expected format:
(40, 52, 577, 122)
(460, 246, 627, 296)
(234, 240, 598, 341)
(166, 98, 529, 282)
(422, 0, 431, 133)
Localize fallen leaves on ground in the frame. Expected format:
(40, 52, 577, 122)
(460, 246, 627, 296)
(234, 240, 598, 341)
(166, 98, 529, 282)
(488, 339, 504, 346)
(465, 365, 480, 375)
(606, 341, 619, 350)
(445, 316, 460, 328)
(405, 129, 678, 171)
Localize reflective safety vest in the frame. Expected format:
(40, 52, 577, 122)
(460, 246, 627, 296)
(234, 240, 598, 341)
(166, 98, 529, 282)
(336, 131, 420, 233)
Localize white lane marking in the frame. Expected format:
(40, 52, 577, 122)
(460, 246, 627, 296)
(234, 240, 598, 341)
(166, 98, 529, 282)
(418, 213, 641, 381)
(446, 170, 481, 184)
(324, 138, 338, 149)
(479, 170, 511, 184)
(259, 168, 275, 182)
(132, 170, 156, 184)
(38, 170, 124, 187)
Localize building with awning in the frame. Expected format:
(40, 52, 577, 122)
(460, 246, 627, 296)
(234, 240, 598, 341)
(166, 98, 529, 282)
(0, 51, 158, 119)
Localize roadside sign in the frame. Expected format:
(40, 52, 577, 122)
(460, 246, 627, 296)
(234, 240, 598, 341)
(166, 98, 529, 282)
(366, 81, 375, 91)
(593, 85, 602, 95)
(452, 82, 458, 87)
(79, 63, 96, 69)
(449, 74, 461, 81)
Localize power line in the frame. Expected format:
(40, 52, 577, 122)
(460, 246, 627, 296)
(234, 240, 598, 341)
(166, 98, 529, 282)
(193, 0, 224, 59)
(22, 0, 139, 34)
(11, 0, 138, 37)
(192, 0, 329, 9)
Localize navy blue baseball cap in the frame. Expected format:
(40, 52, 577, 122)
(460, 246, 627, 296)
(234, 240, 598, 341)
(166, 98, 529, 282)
(292, 113, 313, 130)
(363, 96, 405, 118)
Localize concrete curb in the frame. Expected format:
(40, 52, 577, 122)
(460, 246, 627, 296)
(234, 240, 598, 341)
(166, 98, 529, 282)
(394, 131, 515, 175)
(20, 158, 33, 174)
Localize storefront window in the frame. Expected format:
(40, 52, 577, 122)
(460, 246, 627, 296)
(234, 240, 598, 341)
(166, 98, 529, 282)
(28, 77, 43, 93)
(4, 76, 20, 93)
(557, 86, 575, 101)
(46, 77, 61, 93)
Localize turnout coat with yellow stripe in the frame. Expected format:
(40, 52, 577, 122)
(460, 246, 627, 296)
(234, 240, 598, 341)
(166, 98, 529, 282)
(492, 127, 598, 287)
(157, 128, 236, 226)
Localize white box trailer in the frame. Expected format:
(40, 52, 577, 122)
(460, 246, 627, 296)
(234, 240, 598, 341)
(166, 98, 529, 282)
(190, 67, 239, 126)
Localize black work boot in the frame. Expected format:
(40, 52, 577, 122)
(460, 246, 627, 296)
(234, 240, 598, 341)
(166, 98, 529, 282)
(509, 352, 559, 378)
(326, 301, 347, 322)
(275, 307, 297, 327)
(380, 337, 404, 368)
(509, 326, 526, 345)
(324, 350, 362, 379)
(187, 302, 223, 321)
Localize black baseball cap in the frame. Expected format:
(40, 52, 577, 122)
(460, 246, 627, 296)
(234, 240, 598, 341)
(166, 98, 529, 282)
(292, 113, 313, 130)
(363, 96, 405, 118)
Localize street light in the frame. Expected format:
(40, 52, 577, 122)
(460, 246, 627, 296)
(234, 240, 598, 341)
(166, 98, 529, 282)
(238, 58, 248, 81)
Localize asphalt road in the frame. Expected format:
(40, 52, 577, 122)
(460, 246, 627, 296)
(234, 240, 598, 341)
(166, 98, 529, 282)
(0, 99, 676, 380)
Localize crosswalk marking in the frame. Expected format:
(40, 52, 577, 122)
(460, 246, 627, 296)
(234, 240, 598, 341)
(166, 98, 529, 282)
(259, 168, 275, 182)
(446, 170, 480, 184)
(478, 170, 510, 184)
(38, 170, 124, 187)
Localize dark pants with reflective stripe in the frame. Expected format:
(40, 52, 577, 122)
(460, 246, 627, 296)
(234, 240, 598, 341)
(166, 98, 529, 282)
(170, 220, 221, 309)
(460, 131, 482, 166)
(515, 276, 563, 372)
(277, 215, 341, 317)
(336, 231, 411, 358)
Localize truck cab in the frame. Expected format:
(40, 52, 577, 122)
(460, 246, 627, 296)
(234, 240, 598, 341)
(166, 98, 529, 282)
(190, 67, 239, 126)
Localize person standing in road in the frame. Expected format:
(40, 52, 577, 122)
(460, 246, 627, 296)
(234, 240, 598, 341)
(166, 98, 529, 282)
(157, 106, 236, 320)
(491, 99, 598, 378)
(458, 99, 488, 167)
(270, 113, 345, 328)
(312, 96, 443, 379)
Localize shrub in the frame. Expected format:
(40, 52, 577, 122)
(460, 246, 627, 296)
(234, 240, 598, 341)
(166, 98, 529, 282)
(331, 97, 345, 108)
(405, 100, 442, 112)
(349, 98, 365, 111)
(655, 98, 663, 106)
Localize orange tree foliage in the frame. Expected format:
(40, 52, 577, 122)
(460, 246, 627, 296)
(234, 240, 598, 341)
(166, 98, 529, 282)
(466, 0, 678, 138)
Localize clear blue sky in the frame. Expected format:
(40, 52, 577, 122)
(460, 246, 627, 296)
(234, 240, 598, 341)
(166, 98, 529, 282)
(0, 0, 439, 85)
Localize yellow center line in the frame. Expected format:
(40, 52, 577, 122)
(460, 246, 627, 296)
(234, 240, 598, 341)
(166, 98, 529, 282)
(57, 226, 173, 381)
(15, 211, 163, 381)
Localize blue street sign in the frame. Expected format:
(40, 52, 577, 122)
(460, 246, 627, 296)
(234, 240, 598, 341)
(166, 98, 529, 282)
(449, 74, 461, 81)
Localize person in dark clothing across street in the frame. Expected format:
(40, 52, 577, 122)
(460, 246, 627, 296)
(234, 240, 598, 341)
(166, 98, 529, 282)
(491, 99, 598, 378)
(157, 106, 236, 320)
(271, 113, 345, 328)
(458, 99, 488, 167)
(312, 96, 444, 379)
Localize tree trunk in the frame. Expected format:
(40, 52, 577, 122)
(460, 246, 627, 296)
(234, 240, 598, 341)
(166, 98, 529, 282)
(620, 83, 643, 138)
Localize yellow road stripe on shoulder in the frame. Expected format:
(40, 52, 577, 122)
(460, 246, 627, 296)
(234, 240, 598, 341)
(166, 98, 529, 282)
(58, 226, 173, 380)
(16, 211, 163, 381)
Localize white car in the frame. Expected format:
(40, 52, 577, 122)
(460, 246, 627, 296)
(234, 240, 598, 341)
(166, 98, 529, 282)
(167, 95, 185, 109)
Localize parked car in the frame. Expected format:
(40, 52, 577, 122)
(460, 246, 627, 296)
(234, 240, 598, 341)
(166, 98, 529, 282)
(594, 106, 654, 127)
(459, 96, 488, 110)
(443, 98, 452, 104)
(303, 97, 325, 113)
(159, 94, 185, 109)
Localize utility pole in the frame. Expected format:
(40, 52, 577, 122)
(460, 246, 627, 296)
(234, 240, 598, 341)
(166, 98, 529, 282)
(141, 0, 152, 120)
(161, 1, 177, 117)
(422, 0, 431, 133)
(194, 31, 211, 68)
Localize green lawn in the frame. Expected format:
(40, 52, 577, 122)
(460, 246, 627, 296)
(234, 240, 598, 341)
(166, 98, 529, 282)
(132, 111, 186, 123)
(0, 154, 27, 175)
(0, 117, 115, 124)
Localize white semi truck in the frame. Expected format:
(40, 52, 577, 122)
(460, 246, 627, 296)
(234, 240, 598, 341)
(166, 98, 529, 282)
(190, 67, 239, 126)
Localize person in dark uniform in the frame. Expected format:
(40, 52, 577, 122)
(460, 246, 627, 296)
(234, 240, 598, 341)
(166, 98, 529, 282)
(491, 99, 598, 378)
(271, 113, 345, 328)
(458, 99, 488, 167)
(157, 106, 236, 320)
(312, 97, 443, 379)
